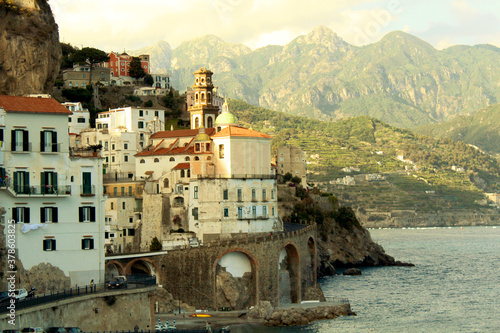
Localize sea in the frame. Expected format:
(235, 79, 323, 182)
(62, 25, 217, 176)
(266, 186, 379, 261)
(233, 226, 500, 333)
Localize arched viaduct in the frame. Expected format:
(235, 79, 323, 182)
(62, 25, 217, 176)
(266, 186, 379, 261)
(106, 223, 317, 310)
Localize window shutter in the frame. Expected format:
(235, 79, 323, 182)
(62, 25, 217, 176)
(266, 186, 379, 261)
(90, 207, 96, 222)
(43, 239, 48, 251)
(52, 172, 58, 191)
(40, 207, 46, 223)
(13, 172, 18, 193)
(53, 208, 58, 223)
(11, 130, 16, 151)
(90, 239, 94, 249)
(23, 130, 29, 151)
(52, 131, 57, 152)
(81, 239, 85, 249)
(13, 208, 18, 222)
(24, 207, 30, 223)
(41, 172, 46, 191)
(52, 239, 56, 251)
(40, 131, 45, 152)
(24, 171, 29, 188)
(79, 207, 83, 222)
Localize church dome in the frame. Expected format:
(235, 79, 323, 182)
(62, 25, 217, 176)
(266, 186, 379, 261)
(215, 99, 238, 126)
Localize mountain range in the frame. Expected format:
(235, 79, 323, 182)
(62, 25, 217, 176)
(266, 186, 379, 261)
(131, 26, 500, 129)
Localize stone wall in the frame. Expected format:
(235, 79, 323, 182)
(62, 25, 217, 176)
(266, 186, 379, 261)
(0, 287, 155, 331)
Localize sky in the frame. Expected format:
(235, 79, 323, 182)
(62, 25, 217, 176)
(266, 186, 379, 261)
(48, 0, 500, 52)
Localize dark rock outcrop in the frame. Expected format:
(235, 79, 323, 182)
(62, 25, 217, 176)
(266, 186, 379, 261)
(0, 0, 61, 95)
(343, 268, 362, 276)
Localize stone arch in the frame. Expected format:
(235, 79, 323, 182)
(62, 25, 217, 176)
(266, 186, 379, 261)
(278, 242, 301, 306)
(124, 258, 160, 282)
(307, 236, 317, 286)
(105, 260, 125, 281)
(213, 248, 259, 310)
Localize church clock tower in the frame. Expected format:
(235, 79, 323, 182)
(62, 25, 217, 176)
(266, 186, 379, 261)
(189, 68, 220, 129)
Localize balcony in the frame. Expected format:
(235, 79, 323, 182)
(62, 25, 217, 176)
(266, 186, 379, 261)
(40, 143, 61, 153)
(237, 215, 269, 220)
(197, 174, 277, 180)
(11, 142, 32, 153)
(80, 185, 95, 196)
(7, 184, 71, 196)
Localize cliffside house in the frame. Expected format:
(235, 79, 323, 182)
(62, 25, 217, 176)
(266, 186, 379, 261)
(62, 63, 111, 88)
(0, 95, 105, 286)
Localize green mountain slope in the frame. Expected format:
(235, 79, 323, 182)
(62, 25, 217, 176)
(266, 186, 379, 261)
(229, 99, 500, 214)
(143, 26, 500, 129)
(415, 103, 500, 155)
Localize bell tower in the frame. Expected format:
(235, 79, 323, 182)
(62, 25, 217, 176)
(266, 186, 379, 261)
(189, 68, 220, 129)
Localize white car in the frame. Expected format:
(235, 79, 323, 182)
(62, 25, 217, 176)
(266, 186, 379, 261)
(12, 289, 28, 300)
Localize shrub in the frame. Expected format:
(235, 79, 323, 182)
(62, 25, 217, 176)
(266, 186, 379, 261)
(149, 237, 162, 251)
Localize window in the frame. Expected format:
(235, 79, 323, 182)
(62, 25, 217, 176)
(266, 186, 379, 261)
(263, 206, 267, 217)
(155, 111, 159, 117)
(262, 189, 267, 201)
(40, 207, 58, 223)
(163, 178, 169, 188)
(237, 189, 243, 201)
(11, 129, 29, 152)
(124, 143, 128, 149)
(194, 186, 198, 199)
(13, 207, 30, 223)
(128, 228, 135, 236)
(113, 187, 117, 196)
(111, 202, 114, 210)
(169, 157, 175, 162)
(13, 171, 29, 194)
(68, 117, 72, 123)
(79, 206, 96, 222)
(192, 207, 199, 221)
(219, 144, 224, 159)
(105, 232, 109, 239)
(140, 159, 145, 163)
(77, 118, 86, 123)
(112, 144, 115, 150)
(138, 121, 144, 129)
(139, 110, 144, 117)
(185, 156, 190, 161)
(237, 207, 243, 219)
(223, 189, 228, 200)
(41, 171, 57, 194)
(112, 156, 115, 162)
(129, 186, 133, 195)
(252, 206, 257, 218)
(223, 208, 229, 217)
(40, 130, 57, 152)
(272, 207, 275, 216)
(271, 190, 275, 200)
(121, 187, 125, 196)
(154, 158, 160, 163)
(124, 155, 129, 162)
(43, 239, 56, 251)
(122, 202, 126, 209)
(181, 170, 185, 177)
(129, 217, 133, 223)
(81, 238, 94, 250)
(252, 188, 256, 201)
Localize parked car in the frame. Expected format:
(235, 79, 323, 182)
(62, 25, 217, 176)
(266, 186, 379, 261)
(106, 276, 128, 289)
(22, 327, 44, 333)
(12, 288, 28, 300)
(45, 328, 66, 333)
(65, 327, 82, 333)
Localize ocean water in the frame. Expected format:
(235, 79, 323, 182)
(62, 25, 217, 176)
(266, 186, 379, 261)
(233, 226, 500, 332)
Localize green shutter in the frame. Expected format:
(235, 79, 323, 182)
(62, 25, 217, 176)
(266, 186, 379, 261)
(52, 172, 58, 192)
(24, 171, 29, 194)
(40, 207, 46, 223)
(25, 207, 30, 223)
(52, 131, 57, 152)
(53, 208, 58, 223)
(40, 131, 45, 152)
(13, 172, 18, 193)
(41, 172, 46, 194)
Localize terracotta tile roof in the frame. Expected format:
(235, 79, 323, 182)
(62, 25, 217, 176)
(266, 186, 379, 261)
(136, 144, 195, 157)
(211, 126, 272, 139)
(172, 163, 190, 170)
(0, 96, 72, 115)
(151, 128, 216, 139)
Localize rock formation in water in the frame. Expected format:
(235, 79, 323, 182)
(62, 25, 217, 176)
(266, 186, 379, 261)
(0, 0, 61, 95)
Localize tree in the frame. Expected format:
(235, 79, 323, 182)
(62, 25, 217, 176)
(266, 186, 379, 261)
(129, 57, 146, 82)
(144, 74, 154, 86)
(283, 172, 292, 182)
(60, 43, 79, 69)
(72, 47, 109, 85)
(149, 237, 162, 251)
(291, 176, 302, 184)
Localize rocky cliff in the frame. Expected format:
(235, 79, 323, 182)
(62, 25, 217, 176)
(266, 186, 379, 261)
(278, 185, 412, 277)
(0, 0, 61, 95)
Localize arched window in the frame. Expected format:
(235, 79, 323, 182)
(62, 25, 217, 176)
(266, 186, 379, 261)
(207, 92, 211, 104)
(195, 93, 199, 102)
(207, 156, 212, 161)
(163, 178, 169, 188)
(169, 157, 175, 162)
(207, 116, 213, 128)
(195, 117, 200, 129)
(195, 143, 200, 152)
(185, 156, 190, 161)
(154, 158, 159, 163)
(194, 156, 200, 161)
(140, 159, 145, 164)
(180, 170, 185, 177)
(201, 93, 205, 101)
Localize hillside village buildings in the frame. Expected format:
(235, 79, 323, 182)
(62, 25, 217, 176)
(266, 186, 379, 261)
(0, 96, 105, 286)
(276, 145, 307, 186)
